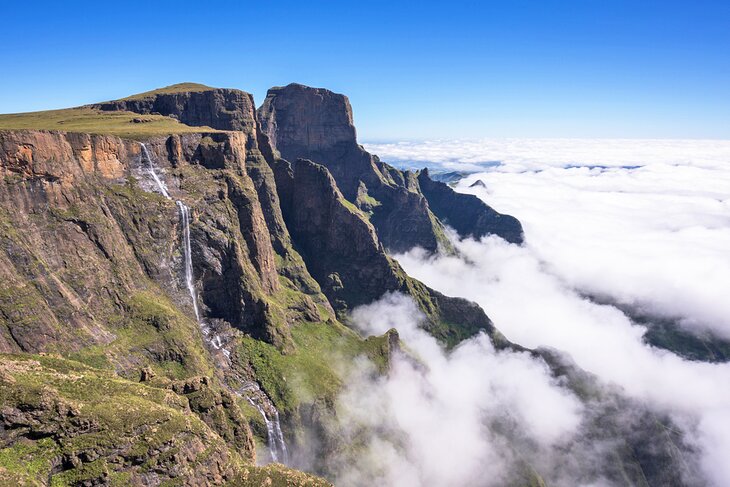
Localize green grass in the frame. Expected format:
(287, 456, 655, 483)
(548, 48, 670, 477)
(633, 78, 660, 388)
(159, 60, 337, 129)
(0, 107, 220, 140)
(235, 318, 394, 413)
(231, 464, 332, 487)
(0, 437, 59, 481)
(0, 353, 240, 485)
(119, 82, 215, 100)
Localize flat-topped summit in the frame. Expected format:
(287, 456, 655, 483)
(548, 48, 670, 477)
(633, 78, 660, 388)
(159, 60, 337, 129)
(259, 83, 357, 158)
(119, 82, 216, 100)
(91, 83, 257, 132)
(0, 83, 225, 139)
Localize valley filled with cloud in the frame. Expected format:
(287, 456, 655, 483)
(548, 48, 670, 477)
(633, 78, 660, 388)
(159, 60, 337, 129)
(343, 138, 730, 486)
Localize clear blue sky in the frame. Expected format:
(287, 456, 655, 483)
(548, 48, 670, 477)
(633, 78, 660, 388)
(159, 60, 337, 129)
(2, 0, 729, 139)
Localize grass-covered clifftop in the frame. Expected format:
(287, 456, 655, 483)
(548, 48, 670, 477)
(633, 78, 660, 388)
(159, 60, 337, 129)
(0, 107, 219, 140)
(119, 82, 215, 101)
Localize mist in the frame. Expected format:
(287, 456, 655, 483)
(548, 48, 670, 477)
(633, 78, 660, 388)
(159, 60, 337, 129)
(367, 138, 730, 338)
(378, 138, 730, 485)
(328, 293, 586, 487)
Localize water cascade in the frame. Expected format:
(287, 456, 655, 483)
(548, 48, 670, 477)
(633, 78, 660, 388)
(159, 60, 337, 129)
(240, 382, 289, 464)
(140, 143, 288, 462)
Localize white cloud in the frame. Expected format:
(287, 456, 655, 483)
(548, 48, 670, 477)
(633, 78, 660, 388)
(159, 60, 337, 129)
(342, 138, 730, 485)
(364, 138, 730, 172)
(458, 164, 730, 339)
(368, 137, 730, 338)
(329, 293, 586, 487)
(396, 236, 730, 486)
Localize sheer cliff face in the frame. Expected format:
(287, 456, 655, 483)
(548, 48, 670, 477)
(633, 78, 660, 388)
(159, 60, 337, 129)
(258, 83, 524, 251)
(0, 129, 295, 353)
(259, 84, 448, 253)
(418, 169, 524, 244)
(256, 84, 357, 162)
(93, 88, 258, 132)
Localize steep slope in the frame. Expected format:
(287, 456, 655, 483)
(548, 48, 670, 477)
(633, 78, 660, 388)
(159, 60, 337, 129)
(0, 83, 704, 487)
(0, 126, 344, 483)
(92, 83, 258, 133)
(90, 83, 502, 346)
(418, 168, 523, 244)
(272, 157, 502, 347)
(0, 88, 410, 483)
(258, 83, 523, 251)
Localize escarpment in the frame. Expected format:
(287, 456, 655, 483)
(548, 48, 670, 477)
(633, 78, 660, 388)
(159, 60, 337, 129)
(92, 83, 258, 133)
(418, 168, 524, 244)
(273, 157, 499, 346)
(0, 83, 691, 487)
(258, 83, 524, 250)
(0, 84, 513, 484)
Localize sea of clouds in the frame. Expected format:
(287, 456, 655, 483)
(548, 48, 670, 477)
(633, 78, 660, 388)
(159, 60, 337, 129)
(336, 138, 730, 486)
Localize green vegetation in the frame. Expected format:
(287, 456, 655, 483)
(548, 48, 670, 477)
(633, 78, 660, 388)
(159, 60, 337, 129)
(0, 107, 219, 140)
(338, 194, 370, 220)
(231, 464, 332, 487)
(428, 209, 456, 254)
(119, 82, 215, 100)
(111, 290, 213, 380)
(235, 319, 394, 413)
(0, 354, 242, 486)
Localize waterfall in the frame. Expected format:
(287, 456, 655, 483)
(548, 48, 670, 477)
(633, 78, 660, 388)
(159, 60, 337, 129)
(241, 382, 289, 464)
(141, 143, 199, 320)
(139, 142, 288, 464)
(176, 201, 200, 322)
(140, 143, 171, 199)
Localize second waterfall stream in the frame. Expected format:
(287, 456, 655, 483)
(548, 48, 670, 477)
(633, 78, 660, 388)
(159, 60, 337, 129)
(139, 143, 288, 464)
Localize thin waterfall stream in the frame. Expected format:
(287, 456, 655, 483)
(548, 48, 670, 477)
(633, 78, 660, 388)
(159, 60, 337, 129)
(140, 143, 288, 464)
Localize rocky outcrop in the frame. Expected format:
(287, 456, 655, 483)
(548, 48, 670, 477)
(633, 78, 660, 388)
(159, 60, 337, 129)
(0, 130, 134, 183)
(273, 157, 499, 346)
(92, 85, 257, 132)
(258, 83, 525, 251)
(259, 84, 450, 253)
(0, 355, 244, 486)
(418, 168, 524, 244)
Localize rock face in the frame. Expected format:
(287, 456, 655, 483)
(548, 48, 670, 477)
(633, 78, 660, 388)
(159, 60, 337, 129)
(418, 168, 524, 244)
(0, 124, 342, 484)
(259, 84, 449, 253)
(258, 83, 524, 251)
(0, 83, 696, 486)
(273, 157, 499, 346)
(93, 86, 257, 132)
(0, 128, 300, 353)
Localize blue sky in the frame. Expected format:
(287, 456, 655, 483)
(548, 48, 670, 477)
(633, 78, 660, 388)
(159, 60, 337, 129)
(1, 0, 728, 139)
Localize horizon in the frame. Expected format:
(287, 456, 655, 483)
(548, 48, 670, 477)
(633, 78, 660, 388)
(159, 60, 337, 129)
(3, 81, 729, 143)
(2, 0, 729, 140)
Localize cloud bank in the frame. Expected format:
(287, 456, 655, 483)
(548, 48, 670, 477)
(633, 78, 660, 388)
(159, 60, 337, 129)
(327, 290, 705, 486)
(329, 293, 585, 487)
(354, 136, 730, 485)
(364, 138, 730, 173)
(368, 138, 730, 339)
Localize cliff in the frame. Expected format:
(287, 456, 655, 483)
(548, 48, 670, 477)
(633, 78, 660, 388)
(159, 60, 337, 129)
(273, 157, 500, 346)
(92, 83, 258, 133)
(0, 125, 345, 484)
(418, 168, 524, 243)
(0, 83, 693, 486)
(258, 83, 523, 250)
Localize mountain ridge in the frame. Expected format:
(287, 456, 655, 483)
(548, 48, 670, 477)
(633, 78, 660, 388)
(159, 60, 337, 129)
(0, 83, 698, 486)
